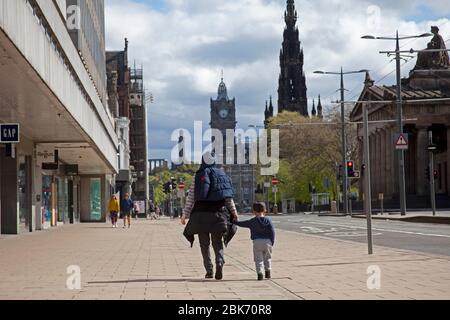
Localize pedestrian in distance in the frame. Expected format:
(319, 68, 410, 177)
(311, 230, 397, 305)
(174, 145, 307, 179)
(148, 200, 157, 220)
(121, 193, 134, 229)
(108, 195, 120, 228)
(234, 202, 275, 281)
(133, 201, 140, 220)
(182, 152, 239, 281)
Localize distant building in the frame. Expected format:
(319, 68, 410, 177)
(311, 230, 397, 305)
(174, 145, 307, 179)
(210, 77, 255, 209)
(129, 66, 149, 205)
(278, 0, 308, 116)
(106, 40, 149, 207)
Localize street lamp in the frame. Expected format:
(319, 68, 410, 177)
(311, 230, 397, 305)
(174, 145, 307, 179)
(313, 68, 368, 214)
(362, 31, 432, 216)
(427, 132, 438, 217)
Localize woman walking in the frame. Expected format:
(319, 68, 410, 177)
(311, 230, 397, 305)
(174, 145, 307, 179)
(108, 195, 120, 228)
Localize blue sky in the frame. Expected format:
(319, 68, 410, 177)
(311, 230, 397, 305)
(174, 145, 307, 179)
(134, 0, 166, 11)
(105, 0, 450, 163)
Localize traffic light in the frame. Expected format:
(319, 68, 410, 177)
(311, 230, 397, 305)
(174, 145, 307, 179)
(361, 164, 366, 177)
(163, 182, 171, 194)
(347, 161, 355, 178)
(255, 184, 263, 194)
(434, 170, 438, 180)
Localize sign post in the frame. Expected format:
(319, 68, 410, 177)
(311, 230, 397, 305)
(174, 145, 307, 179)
(1, 124, 20, 159)
(0, 124, 20, 143)
(178, 182, 186, 212)
(395, 133, 409, 150)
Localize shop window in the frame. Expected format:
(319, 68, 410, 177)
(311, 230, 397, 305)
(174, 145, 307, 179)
(90, 178, 101, 221)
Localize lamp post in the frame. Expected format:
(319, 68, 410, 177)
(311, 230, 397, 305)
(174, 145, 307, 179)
(427, 131, 438, 217)
(248, 124, 270, 211)
(361, 31, 432, 216)
(314, 69, 368, 214)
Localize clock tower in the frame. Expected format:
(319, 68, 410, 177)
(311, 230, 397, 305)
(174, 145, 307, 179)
(210, 76, 237, 159)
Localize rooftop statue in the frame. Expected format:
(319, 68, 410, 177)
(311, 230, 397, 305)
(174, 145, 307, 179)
(415, 26, 450, 70)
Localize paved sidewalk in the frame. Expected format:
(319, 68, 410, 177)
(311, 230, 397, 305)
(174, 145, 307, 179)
(0, 218, 449, 300)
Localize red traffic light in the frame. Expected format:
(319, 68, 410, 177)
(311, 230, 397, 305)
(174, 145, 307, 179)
(347, 161, 354, 167)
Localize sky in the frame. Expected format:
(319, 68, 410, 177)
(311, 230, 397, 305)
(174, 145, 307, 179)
(104, 0, 450, 163)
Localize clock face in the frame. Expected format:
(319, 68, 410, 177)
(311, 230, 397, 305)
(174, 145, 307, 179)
(219, 109, 228, 119)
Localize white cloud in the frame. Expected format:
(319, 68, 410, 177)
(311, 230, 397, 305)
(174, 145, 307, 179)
(105, 0, 450, 160)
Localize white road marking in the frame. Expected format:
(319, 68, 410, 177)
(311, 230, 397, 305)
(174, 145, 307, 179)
(295, 220, 450, 239)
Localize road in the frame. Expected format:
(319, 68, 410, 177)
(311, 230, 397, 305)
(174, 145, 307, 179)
(271, 214, 450, 256)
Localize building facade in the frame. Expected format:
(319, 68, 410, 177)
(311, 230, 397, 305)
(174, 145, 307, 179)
(0, 0, 119, 234)
(350, 28, 450, 208)
(106, 39, 133, 198)
(278, 0, 308, 117)
(67, 0, 107, 109)
(210, 78, 255, 210)
(129, 66, 149, 206)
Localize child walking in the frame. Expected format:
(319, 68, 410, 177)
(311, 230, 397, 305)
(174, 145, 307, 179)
(235, 202, 275, 281)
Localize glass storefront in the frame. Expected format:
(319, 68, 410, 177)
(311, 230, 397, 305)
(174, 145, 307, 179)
(42, 175, 53, 227)
(57, 178, 69, 224)
(90, 178, 101, 221)
(18, 156, 30, 233)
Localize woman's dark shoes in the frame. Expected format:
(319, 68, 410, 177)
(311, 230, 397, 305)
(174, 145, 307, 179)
(215, 265, 223, 280)
(257, 273, 264, 281)
(265, 271, 271, 279)
(205, 272, 214, 279)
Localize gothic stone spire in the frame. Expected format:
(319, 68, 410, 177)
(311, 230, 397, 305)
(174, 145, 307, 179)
(278, 0, 308, 117)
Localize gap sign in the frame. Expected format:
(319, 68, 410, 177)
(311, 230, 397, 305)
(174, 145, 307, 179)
(0, 124, 20, 143)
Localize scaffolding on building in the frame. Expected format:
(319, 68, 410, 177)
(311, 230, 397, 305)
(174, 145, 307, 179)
(129, 65, 149, 205)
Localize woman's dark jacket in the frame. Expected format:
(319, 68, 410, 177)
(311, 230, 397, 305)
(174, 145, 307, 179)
(183, 161, 237, 247)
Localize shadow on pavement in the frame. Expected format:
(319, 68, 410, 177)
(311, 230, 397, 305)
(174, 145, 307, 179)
(88, 277, 291, 284)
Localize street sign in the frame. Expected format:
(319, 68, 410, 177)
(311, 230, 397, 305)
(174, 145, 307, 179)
(272, 178, 279, 185)
(178, 182, 185, 190)
(272, 186, 278, 193)
(395, 133, 409, 150)
(0, 124, 20, 143)
(349, 171, 361, 179)
(264, 182, 271, 188)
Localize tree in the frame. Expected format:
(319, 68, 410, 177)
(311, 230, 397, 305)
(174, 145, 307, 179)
(262, 110, 359, 203)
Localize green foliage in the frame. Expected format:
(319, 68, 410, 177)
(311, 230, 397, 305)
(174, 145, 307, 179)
(258, 110, 358, 204)
(149, 165, 199, 205)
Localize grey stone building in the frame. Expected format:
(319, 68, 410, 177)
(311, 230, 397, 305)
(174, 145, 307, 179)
(350, 27, 450, 208)
(210, 78, 255, 210)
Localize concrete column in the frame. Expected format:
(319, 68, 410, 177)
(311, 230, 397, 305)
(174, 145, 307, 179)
(447, 127, 450, 196)
(375, 131, 381, 196)
(369, 134, 375, 198)
(80, 177, 90, 222)
(386, 126, 395, 199)
(416, 126, 429, 196)
(1, 148, 19, 235)
(380, 129, 387, 197)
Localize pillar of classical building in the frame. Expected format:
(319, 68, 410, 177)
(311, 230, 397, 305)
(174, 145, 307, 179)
(386, 126, 395, 199)
(380, 129, 387, 197)
(416, 126, 429, 196)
